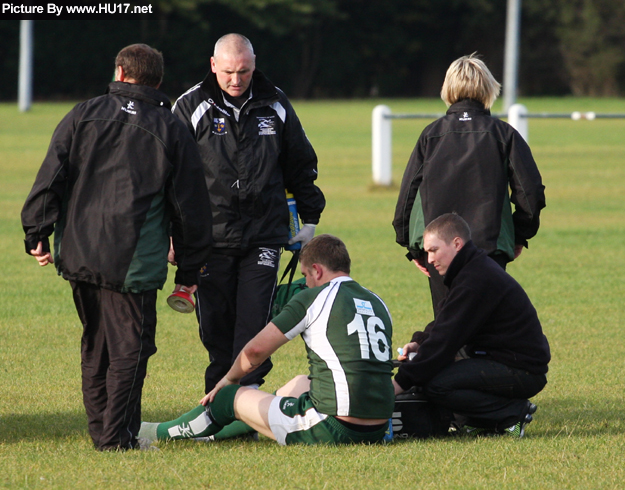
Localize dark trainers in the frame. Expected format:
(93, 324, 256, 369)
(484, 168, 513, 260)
(464, 425, 500, 437)
(503, 403, 537, 438)
(464, 426, 490, 436)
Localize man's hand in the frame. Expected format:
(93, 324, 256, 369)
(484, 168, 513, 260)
(201, 376, 237, 405)
(412, 259, 430, 277)
(30, 241, 53, 267)
(168, 237, 176, 265)
(514, 244, 524, 259)
(397, 341, 419, 361)
(288, 223, 316, 248)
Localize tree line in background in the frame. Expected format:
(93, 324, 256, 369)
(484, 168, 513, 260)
(1, 0, 624, 101)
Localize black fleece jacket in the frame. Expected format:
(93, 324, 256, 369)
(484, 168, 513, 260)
(395, 241, 550, 390)
(393, 99, 545, 261)
(22, 82, 213, 292)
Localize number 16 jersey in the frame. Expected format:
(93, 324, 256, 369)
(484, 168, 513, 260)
(272, 276, 394, 419)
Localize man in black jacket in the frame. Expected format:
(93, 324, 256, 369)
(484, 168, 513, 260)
(172, 33, 325, 395)
(394, 213, 550, 437)
(21, 44, 213, 451)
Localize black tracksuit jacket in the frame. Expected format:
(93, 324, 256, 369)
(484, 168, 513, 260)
(393, 99, 545, 261)
(395, 241, 551, 390)
(21, 82, 213, 292)
(172, 69, 325, 250)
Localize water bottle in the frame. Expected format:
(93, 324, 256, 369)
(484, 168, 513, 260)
(383, 418, 394, 443)
(286, 192, 301, 251)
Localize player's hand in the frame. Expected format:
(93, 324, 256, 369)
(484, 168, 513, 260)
(288, 223, 316, 247)
(30, 241, 53, 267)
(201, 376, 237, 405)
(412, 259, 430, 277)
(514, 244, 524, 259)
(168, 237, 176, 265)
(397, 341, 419, 361)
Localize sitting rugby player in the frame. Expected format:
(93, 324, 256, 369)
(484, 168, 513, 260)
(140, 234, 394, 445)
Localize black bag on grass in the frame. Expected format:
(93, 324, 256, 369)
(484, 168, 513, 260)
(392, 387, 452, 439)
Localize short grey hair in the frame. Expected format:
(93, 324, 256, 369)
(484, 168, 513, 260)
(213, 33, 254, 58)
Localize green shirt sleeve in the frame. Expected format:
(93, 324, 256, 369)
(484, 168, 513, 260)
(272, 285, 326, 339)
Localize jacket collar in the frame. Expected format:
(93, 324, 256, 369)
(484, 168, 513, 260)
(443, 240, 484, 286)
(200, 69, 279, 114)
(446, 98, 490, 116)
(107, 81, 172, 109)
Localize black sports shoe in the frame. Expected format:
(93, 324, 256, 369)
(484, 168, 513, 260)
(502, 402, 537, 438)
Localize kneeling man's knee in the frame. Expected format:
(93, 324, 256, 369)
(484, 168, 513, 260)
(424, 379, 452, 402)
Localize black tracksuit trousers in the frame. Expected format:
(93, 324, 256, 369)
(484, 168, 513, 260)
(195, 247, 280, 393)
(70, 281, 157, 451)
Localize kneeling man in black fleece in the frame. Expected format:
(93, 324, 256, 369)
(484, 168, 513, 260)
(394, 213, 550, 437)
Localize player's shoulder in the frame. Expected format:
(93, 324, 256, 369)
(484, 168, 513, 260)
(291, 282, 331, 304)
(287, 280, 352, 311)
(328, 278, 383, 306)
(338, 278, 380, 298)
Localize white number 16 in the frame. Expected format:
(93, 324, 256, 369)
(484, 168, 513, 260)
(347, 314, 390, 361)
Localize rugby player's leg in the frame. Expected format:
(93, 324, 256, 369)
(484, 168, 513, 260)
(275, 375, 310, 397)
(231, 388, 277, 440)
(230, 375, 310, 440)
(139, 404, 221, 441)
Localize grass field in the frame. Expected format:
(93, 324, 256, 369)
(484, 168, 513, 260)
(1, 97, 624, 489)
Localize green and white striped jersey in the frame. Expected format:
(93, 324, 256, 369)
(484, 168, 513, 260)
(272, 276, 394, 419)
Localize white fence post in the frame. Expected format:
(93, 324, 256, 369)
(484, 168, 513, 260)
(372, 104, 392, 186)
(19, 20, 34, 113)
(508, 103, 528, 142)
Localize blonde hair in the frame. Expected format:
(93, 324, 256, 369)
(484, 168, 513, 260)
(440, 53, 501, 109)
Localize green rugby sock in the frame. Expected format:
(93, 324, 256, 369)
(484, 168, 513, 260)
(209, 384, 241, 427)
(155, 404, 223, 441)
(213, 420, 256, 440)
(210, 386, 267, 440)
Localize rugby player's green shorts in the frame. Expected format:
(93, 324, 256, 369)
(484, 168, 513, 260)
(268, 392, 387, 445)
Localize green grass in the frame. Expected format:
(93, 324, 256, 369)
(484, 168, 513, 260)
(1, 97, 625, 489)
